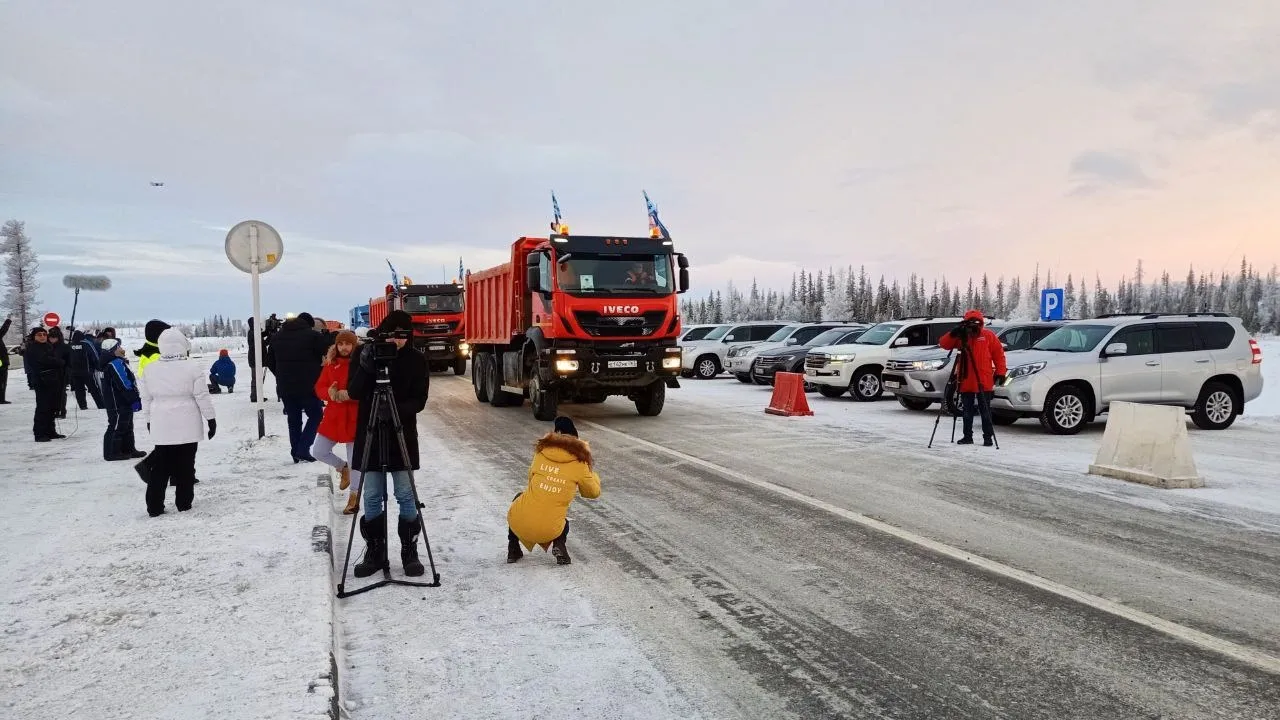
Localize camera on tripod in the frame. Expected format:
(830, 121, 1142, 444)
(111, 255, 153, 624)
(366, 328, 410, 379)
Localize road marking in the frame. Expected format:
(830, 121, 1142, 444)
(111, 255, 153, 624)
(581, 420, 1280, 677)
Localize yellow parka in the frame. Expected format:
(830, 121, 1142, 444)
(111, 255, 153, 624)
(507, 432, 601, 551)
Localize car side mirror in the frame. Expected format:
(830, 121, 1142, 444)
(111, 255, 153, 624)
(1104, 342, 1128, 357)
(893, 337, 909, 347)
(786, 338, 799, 345)
(1001, 342, 1009, 350)
(724, 335, 736, 342)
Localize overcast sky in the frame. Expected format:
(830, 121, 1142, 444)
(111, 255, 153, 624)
(3, 0, 1279, 324)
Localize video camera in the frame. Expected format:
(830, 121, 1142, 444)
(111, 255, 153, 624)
(366, 327, 410, 365)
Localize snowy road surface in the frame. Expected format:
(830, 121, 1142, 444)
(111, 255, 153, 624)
(335, 373, 1280, 719)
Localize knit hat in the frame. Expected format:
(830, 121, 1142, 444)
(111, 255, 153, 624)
(377, 310, 413, 335)
(553, 416, 578, 437)
(334, 329, 358, 346)
(144, 319, 171, 343)
(297, 312, 315, 327)
(219, 348, 229, 357)
(101, 338, 121, 352)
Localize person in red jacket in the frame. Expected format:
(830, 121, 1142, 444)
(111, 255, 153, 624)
(938, 309, 1008, 446)
(312, 330, 362, 513)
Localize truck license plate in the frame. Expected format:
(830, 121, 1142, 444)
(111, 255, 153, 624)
(429, 344, 445, 351)
(607, 360, 638, 369)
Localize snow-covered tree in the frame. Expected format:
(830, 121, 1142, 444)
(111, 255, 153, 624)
(821, 268, 852, 321)
(2, 219, 39, 331)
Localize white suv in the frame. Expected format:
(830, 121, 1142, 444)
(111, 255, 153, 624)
(680, 322, 787, 379)
(805, 317, 965, 400)
(992, 313, 1264, 434)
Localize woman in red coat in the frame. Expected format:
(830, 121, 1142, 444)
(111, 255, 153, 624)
(311, 330, 361, 513)
(938, 309, 1007, 446)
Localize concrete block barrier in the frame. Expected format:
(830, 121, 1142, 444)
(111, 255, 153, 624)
(1088, 401, 1203, 489)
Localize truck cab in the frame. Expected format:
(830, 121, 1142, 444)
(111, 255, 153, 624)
(467, 233, 690, 419)
(369, 283, 468, 375)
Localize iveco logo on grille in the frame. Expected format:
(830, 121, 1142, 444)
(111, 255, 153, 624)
(602, 305, 641, 314)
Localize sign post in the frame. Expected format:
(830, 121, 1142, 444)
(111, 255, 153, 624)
(42, 311, 61, 328)
(1040, 288, 1065, 321)
(225, 220, 284, 439)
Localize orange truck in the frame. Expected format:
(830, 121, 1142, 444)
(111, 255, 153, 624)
(465, 232, 690, 419)
(368, 282, 468, 375)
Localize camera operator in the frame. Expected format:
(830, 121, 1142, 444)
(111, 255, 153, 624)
(938, 309, 1007, 446)
(347, 310, 429, 578)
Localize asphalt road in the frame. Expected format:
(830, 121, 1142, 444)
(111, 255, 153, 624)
(341, 375, 1280, 719)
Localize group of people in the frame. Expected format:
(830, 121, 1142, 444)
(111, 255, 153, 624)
(7, 321, 121, 441)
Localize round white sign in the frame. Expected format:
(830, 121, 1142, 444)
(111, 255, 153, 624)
(225, 220, 284, 274)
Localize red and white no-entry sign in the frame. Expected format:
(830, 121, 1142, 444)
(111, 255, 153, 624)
(43, 312, 61, 328)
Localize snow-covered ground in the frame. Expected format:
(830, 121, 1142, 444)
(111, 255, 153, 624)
(0, 359, 332, 720)
(111, 326, 247, 357)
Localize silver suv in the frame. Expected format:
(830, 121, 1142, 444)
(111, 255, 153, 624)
(805, 317, 966, 400)
(884, 320, 1062, 412)
(680, 322, 787, 379)
(992, 313, 1264, 434)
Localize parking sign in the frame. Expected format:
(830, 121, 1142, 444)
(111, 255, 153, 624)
(1041, 288, 1065, 321)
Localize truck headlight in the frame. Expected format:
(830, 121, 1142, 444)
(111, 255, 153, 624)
(1005, 361, 1047, 384)
(827, 353, 856, 363)
(458, 342, 470, 356)
(662, 357, 681, 369)
(912, 359, 947, 371)
(555, 359, 579, 373)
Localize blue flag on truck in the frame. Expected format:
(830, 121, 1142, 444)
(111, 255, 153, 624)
(644, 190, 670, 239)
(458, 257, 464, 282)
(387, 259, 400, 287)
(550, 190, 563, 233)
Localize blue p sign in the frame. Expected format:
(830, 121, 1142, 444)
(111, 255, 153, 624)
(1041, 288, 1065, 321)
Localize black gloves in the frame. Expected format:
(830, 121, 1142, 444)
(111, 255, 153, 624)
(207, 419, 217, 439)
(993, 374, 1007, 385)
(948, 325, 966, 340)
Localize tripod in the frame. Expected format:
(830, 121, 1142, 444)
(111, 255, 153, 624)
(926, 331, 1001, 449)
(336, 367, 440, 598)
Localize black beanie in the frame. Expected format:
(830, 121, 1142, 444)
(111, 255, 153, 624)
(378, 310, 413, 334)
(297, 312, 315, 326)
(144, 319, 171, 343)
(553, 416, 578, 437)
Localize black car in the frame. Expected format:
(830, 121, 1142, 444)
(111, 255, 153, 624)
(750, 325, 868, 385)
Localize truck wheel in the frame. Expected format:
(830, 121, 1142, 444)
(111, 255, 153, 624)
(488, 355, 520, 407)
(529, 373, 559, 421)
(473, 354, 491, 403)
(851, 369, 883, 402)
(635, 381, 666, 416)
(453, 355, 467, 376)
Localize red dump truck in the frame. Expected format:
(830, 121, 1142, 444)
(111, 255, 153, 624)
(369, 282, 468, 375)
(465, 232, 690, 419)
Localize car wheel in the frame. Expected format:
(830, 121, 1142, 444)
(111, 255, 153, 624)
(851, 369, 882, 402)
(694, 355, 721, 379)
(896, 396, 932, 411)
(1191, 381, 1238, 430)
(1040, 385, 1090, 435)
(735, 373, 753, 384)
(992, 413, 1018, 426)
(817, 385, 846, 399)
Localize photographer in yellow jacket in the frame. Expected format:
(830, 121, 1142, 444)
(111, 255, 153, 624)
(507, 416, 601, 565)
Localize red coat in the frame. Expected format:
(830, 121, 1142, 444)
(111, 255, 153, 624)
(314, 355, 358, 443)
(938, 323, 1008, 393)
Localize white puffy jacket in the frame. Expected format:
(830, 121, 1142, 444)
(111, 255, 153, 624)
(139, 329, 216, 446)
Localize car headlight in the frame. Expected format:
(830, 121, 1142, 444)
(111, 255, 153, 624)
(1004, 361, 1047, 383)
(911, 358, 947, 371)
(827, 353, 856, 362)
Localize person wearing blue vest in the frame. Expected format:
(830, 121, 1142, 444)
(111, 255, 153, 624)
(99, 338, 145, 461)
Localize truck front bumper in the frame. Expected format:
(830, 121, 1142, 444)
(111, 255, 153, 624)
(546, 344, 683, 389)
(414, 336, 469, 362)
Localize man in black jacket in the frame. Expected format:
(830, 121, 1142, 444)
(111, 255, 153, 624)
(46, 327, 72, 419)
(347, 310, 429, 579)
(0, 316, 12, 404)
(24, 327, 66, 441)
(68, 330, 104, 410)
(265, 311, 328, 462)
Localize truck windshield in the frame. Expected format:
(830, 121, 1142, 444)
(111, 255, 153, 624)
(556, 253, 674, 295)
(854, 323, 902, 345)
(403, 294, 462, 313)
(1032, 324, 1112, 352)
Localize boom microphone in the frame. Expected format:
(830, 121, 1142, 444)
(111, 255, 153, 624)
(63, 275, 112, 291)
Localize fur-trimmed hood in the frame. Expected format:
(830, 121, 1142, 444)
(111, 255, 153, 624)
(535, 432, 593, 468)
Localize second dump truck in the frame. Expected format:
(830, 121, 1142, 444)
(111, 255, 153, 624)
(465, 232, 690, 419)
(369, 282, 469, 374)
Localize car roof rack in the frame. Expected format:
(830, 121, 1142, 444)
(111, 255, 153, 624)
(1094, 312, 1229, 319)
(894, 316, 937, 321)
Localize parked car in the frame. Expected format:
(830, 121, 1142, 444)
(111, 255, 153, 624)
(805, 317, 968, 400)
(680, 321, 787, 379)
(724, 322, 852, 383)
(679, 324, 726, 343)
(991, 312, 1264, 434)
(6, 345, 22, 371)
(884, 320, 1064, 413)
(751, 325, 869, 385)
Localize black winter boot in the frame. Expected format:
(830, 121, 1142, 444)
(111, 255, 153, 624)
(551, 537, 571, 565)
(398, 517, 425, 577)
(354, 515, 389, 578)
(507, 537, 524, 564)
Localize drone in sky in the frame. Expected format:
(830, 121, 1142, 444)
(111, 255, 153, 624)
(150, 181, 164, 187)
